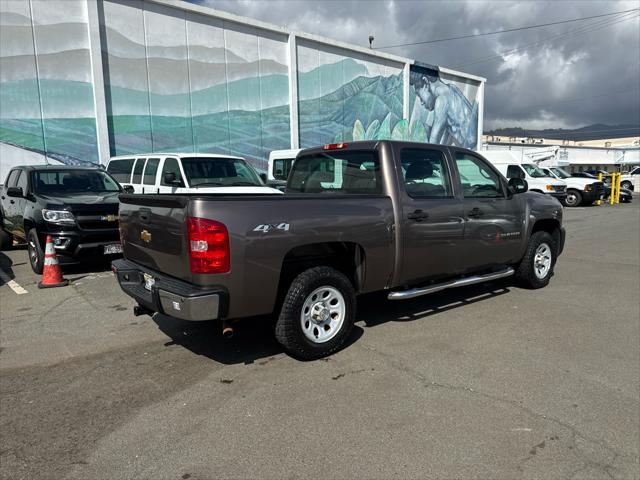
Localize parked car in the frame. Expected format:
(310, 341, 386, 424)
(619, 166, 639, 190)
(112, 141, 565, 359)
(0, 166, 124, 273)
(603, 185, 633, 203)
(481, 151, 567, 203)
(106, 153, 282, 195)
(540, 167, 604, 207)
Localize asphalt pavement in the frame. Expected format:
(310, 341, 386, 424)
(1, 203, 638, 480)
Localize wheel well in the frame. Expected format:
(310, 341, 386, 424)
(532, 219, 561, 248)
(529, 189, 543, 193)
(277, 242, 365, 298)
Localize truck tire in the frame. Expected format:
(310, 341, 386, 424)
(0, 228, 13, 250)
(564, 189, 582, 207)
(27, 229, 44, 274)
(275, 266, 356, 360)
(514, 231, 557, 289)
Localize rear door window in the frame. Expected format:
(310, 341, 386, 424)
(131, 158, 146, 184)
(143, 158, 160, 185)
(400, 148, 452, 198)
(288, 151, 381, 194)
(106, 159, 134, 183)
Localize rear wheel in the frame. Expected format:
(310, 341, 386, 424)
(564, 189, 582, 207)
(27, 229, 44, 274)
(515, 231, 557, 289)
(275, 266, 356, 360)
(621, 180, 632, 190)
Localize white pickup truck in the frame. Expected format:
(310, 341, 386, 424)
(541, 167, 605, 207)
(107, 153, 282, 195)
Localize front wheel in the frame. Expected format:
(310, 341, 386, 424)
(564, 189, 582, 207)
(620, 180, 632, 190)
(27, 229, 44, 274)
(275, 266, 356, 360)
(514, 231, 557, 289)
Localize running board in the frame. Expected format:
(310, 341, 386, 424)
(387, 267, 515, 300)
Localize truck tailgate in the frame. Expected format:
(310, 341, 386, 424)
(118, 194, 192, 282)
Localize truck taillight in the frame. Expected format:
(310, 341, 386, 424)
(187, 217, 230, 274)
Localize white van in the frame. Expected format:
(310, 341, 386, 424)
(481, 151, 567, 203)
(106, 153, 282, 195)
(268, 149, 301, 182)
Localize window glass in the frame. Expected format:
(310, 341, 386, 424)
(131, 158, 146, 184)
(143, 158, 160, 185)
(288, 151, 381, 194)
(455, 153, 504, 198)
(160, 158, 184, 186)
(180, 157, 262, 187)
(106, 159, 134, 183)
(16, 170, 28, 191)
(550, 167, 571, 179)
(400, 148, 452, 198)
(5, 169, 20, 187)
(522, 163, 547, 178)
(273, 158, 295, 180)
(506, 165, 524, 179)
(33, 170, 120, 194)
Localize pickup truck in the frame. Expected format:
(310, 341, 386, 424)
(1, 165, 124, 273)
(112, 141, 566, 359)
(540, 167, 604, 207)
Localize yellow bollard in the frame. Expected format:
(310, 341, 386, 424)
(609, 173, 615, 205)
(615, 172, 622, 204)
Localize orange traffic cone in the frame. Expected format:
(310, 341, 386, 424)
(38, 235, 69, 289)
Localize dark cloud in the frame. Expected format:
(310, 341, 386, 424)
(188, 0, 640, 131)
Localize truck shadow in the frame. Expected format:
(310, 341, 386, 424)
(151, 313, 365, 365)
(356, 279, 512, 327)
(150, 280, 509, 365)
(0, 252, 16, 285)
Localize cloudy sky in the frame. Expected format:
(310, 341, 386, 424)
(187, 0, 640, 132)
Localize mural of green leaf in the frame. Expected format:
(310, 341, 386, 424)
(365, 119, 379, 140)
(391, 119, 409, 140)
(352, 119, 365, 141)
(410, 122, 429, 143)
(375, 113, 391, 140)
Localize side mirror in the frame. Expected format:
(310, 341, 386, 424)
(259, 173, 268, 184)
(6, 186, 23, 198)
(163, 172, 182, 186)
(122, 185, 134, 194)
(508, 177, 528, 194)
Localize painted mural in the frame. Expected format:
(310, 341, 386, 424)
(102, 0, 290, 170)
(409, 64, 480, 149)
(0, 0, 98, 165)
(297, 41, 404, 148)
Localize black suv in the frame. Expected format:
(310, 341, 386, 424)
(0, 166, 125, 273)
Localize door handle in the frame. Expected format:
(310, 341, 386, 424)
(468, 207, 484, 218)
(407, 209, 429, 221)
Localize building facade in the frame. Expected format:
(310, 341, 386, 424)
(0, 0, 485, 176)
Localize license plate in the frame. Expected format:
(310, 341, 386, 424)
(104, 243, 123, 255)
(143, 273, 155, 291)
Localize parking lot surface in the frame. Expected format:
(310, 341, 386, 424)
(1, 203, 639, 480)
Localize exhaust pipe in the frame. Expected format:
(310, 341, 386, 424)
(222, 319, 234, 339)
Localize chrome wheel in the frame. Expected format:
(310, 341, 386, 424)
(300, 286, 345, 344)
(565, 192, 578, 206)
(534, 242, 552, 279)
(28, 240, 38, 266)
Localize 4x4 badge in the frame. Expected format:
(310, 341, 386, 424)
(140, 229, 152, 243)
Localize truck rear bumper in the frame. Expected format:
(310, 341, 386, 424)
(111, 259, 227, 321)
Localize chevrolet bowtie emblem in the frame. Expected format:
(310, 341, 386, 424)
(140, 229, 152, 243)
(101, 214, 117, 222)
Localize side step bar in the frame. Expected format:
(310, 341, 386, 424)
(388, 267, 514, 300)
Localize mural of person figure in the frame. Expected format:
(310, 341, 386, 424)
(410, 71, 479, 149)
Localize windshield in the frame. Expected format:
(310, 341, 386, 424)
(522, 164, 548, 178)
(550, 167, 571, 179)
(181, 158, 262, 187)
(33, 170, 121, 194)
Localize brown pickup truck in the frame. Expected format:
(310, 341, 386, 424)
(112, 141, 565, 359)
